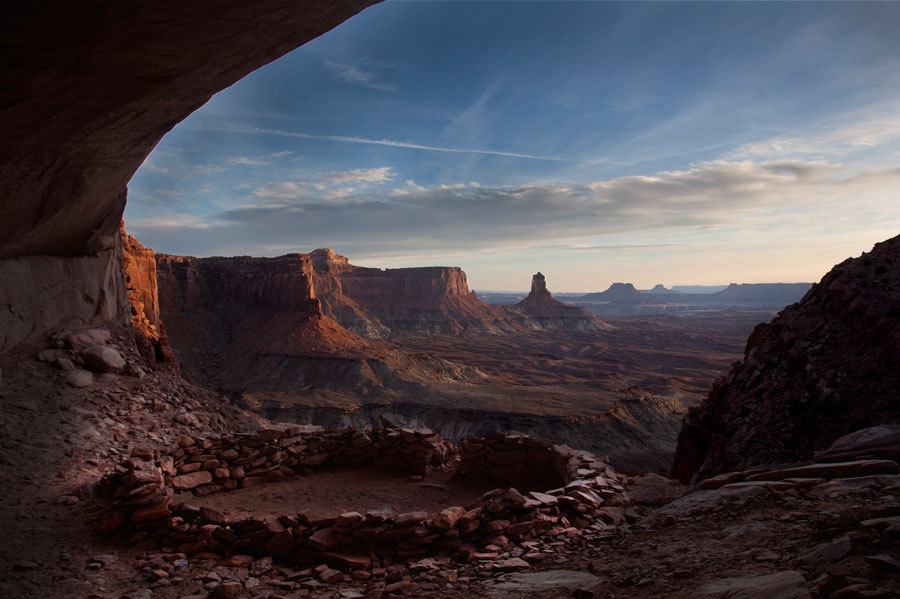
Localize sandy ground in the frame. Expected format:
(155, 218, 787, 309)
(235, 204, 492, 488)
(186, 467, 507, 519)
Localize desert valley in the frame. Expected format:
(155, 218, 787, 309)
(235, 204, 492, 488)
(2, 3, 900, 599)
(138, 234, 793, 472)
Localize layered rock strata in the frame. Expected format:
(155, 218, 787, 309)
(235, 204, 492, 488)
(155, 252, 366, 388)
(154, 251, 481, 396)
(672, 235, 900, 483)
(505, 272, 611, 331)
(310, 249, 520, 337)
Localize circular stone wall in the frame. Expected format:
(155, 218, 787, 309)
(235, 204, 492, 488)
(96, 425, 632, 571)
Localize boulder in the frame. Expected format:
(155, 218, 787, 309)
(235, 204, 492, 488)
(264, 530, 294, 556)
(64, 369, 93, 387)
(816, 425, 900, 463)
(323, 552, 371, 570)
(308, 527, 341, 551)
(320, 568, 344, 583)
(493, 558, 530, 572)
(80, 346, 125, 373)
(66, 329, 111, 350)
(629, 472, 686, 506)
(433, 506, 466, 529)
(172, 471, 213, 490)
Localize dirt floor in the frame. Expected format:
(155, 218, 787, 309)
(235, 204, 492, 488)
(186, 467, 506, 519)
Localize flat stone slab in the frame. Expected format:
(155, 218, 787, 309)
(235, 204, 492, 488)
(692, 570, 811, 599)
(172, 470, 213, 490)
(488, 569, 600, 597)
(744, 460, 898, 482)
(816, 425, 900, 462)
(813, 474, 900, 492)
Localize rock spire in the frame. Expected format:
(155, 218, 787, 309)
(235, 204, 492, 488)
(530, 272, 549, 297)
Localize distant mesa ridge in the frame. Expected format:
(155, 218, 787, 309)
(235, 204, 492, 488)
(506, 272, 612, 332)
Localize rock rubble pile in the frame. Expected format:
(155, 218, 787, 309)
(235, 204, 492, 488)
(93, 427, 633, 584)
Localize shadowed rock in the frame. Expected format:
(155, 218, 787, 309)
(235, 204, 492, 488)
(672, 234, 900, 483)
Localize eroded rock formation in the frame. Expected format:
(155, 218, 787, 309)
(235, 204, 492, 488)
(154, 250, 482, 400)
(672, 234, 900, 483)
(506, 272, 611, 331)
(0, 0, 376, 350)
(310, 249, 520, 337)
(156, 252, 366, 386)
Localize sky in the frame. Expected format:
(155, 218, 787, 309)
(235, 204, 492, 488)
(125, 1, 900, 291)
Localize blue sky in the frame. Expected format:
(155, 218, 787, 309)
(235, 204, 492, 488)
(126, 1, 900, 291)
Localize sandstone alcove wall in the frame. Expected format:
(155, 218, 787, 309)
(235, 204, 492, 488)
(0, 0, 377, 351)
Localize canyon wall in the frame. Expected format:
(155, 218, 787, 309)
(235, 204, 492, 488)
(310, 249, 521, 337)
(153, 251, 481, 399)
(0, 1, 375, 351)
(120, 224, 177, 367)
(157, 254, 322, 315)
(0, 244, 129, 352)
(671, 234, 900, 483)
(155, 253, 369, 387)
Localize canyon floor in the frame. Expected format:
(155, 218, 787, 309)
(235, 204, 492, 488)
(244, 311, 771, 473)
(2, 342, 898, 599)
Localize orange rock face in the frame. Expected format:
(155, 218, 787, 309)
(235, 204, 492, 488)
(120, 223, 176, 367)
(671, 234, 900, 483)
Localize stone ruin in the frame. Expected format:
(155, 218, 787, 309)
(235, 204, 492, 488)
(92, 418, 632, 576)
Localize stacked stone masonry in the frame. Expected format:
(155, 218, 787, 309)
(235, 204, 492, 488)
(95, 428, 631, 573)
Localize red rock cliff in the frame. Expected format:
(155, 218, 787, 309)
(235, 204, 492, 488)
(120, 223, 176, 367)
(155, 253, 369, 380)
(153, 249, 481, 398)
(671, 234, 900, 483)
(310, 249, 520, 337)
(157, 253, 324, 314)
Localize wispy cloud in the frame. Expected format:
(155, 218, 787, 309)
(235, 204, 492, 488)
(728, 111, 900, 162)
(228, 156, 270, 166)
(127, 159, 900, 259)
(320, 166, 395, 185)
(198, 124, 630, 165)
(138, 157, 169, 175)
(250, 167, 396, 204)
(325, 60, 395, 91)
